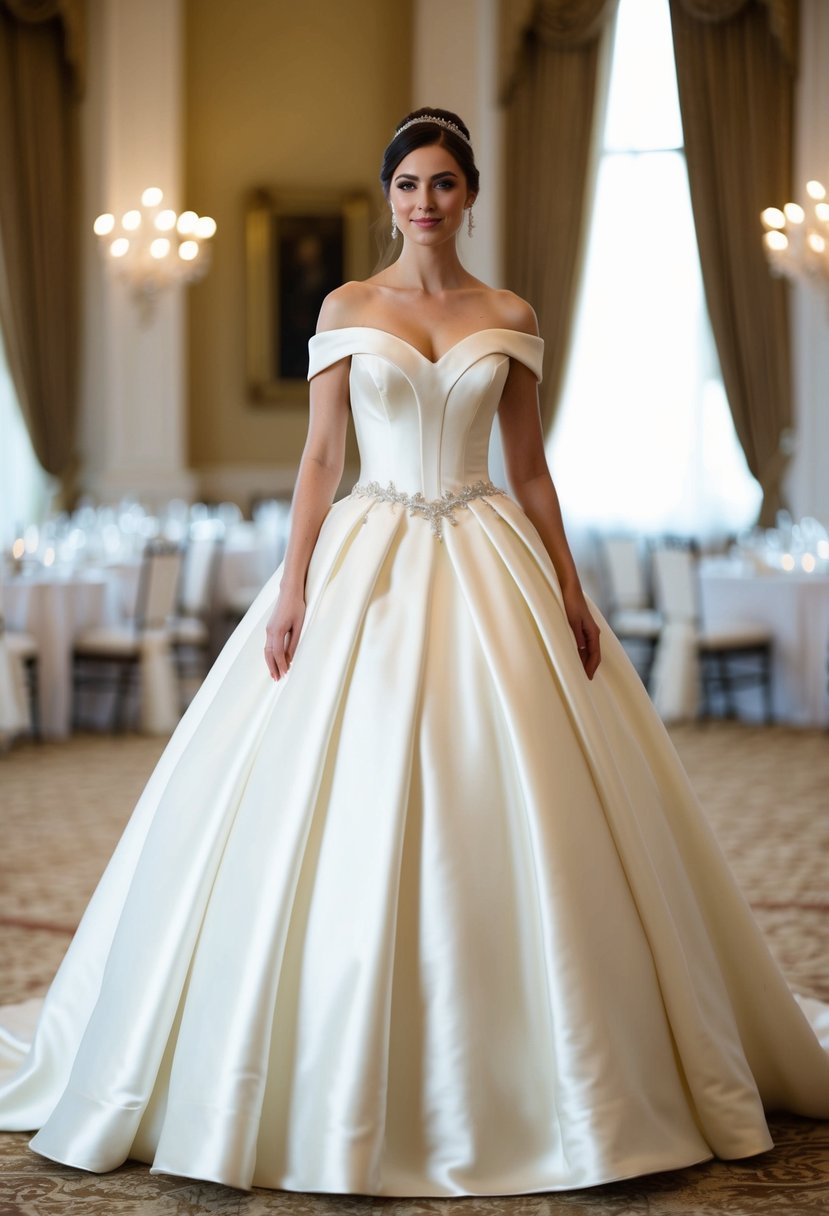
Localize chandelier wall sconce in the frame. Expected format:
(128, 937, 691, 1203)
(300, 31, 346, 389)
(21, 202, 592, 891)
(93, 187, 217, 320)
(760, 180, 829, 294)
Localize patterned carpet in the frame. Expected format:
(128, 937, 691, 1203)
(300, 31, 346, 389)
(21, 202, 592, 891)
(0, 724, 827, 1214)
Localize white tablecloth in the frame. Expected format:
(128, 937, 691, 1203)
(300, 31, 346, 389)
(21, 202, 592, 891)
(4, 570, 184, 740)
(4, 574, 108, 740)
(218, 542, 276, 605)
(0, 525, 283, 742)
(0, 638, 29, 743)
(652, 563, 829, 726)
(699, 564, 829, 727)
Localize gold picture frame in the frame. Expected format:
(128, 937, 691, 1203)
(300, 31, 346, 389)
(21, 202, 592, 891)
(245, 188, 373, 403)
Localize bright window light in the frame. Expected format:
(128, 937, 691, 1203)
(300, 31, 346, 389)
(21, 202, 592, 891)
(547, 0, 761, 537)
(0, 334, 51, 546)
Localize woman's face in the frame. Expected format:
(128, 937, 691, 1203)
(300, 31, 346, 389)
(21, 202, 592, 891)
(389, 143, 476, 245)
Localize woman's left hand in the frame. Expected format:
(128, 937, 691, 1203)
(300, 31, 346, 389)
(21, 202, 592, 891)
(562, 586, 602, 680)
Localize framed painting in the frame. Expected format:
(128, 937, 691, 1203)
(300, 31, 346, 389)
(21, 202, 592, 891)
(245, 188, 373, 403)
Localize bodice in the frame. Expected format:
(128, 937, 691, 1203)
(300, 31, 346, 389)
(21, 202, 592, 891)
(306, 327, 544, 500)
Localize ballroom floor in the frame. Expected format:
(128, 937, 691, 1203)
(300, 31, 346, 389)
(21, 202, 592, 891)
(0, 724, 827, 1215)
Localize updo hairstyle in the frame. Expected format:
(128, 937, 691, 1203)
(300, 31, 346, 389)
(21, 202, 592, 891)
(379, 107, 480, 198)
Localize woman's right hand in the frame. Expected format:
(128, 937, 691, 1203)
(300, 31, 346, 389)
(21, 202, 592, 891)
(261, 296, 352, 682)
(264, 585, 306, 681)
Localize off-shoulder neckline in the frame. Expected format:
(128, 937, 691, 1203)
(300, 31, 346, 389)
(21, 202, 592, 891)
(309, 325, 543, 367)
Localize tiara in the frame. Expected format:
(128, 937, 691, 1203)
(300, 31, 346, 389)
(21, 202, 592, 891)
(394, 115, 472, 146)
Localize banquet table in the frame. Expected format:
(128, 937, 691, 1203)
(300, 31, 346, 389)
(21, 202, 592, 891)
(219, 525, 281, 602)
(4, 572, 109, 739)
(699, 561, 829, 727)
(1, 525, 281, 741)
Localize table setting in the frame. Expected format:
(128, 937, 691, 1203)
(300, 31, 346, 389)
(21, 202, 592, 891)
(652, 514, 829, 726)
(699, 514, 829, 727)
(1, 496, 290, 740)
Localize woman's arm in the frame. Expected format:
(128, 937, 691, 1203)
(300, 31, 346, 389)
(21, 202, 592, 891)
(497, 321, 602, 679)
(264, 300, 352, 681)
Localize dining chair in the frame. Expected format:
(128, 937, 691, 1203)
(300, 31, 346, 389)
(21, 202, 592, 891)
(170, 519, 225, 694)
(650, 538, 773, 722)
(72, 539, 184, 732)
(595, 533, 662, 689)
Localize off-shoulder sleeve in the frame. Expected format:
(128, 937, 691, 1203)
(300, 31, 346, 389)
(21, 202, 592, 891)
(307, 327, 545, 382)
(307, 330, 360, 381)
(497, 332, 544, 383)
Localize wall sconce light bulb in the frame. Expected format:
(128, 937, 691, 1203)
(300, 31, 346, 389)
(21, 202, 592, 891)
(194, 216, 217, 239)
(177, 211, 198, 235)
(760, 207, 785, 230)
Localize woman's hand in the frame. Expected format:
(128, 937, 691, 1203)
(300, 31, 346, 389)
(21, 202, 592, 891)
(497, 337, 600, 683)
(562, 584, 601, 680)
(264, 585, 306, 681)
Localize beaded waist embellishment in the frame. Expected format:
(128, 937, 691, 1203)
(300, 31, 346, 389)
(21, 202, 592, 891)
(351, 479, 505, 541)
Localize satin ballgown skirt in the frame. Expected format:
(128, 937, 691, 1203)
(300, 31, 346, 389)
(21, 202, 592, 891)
(0, 327, 827, 1197)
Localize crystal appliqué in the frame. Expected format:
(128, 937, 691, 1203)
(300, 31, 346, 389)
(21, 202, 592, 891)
(350, 479, 505, 541)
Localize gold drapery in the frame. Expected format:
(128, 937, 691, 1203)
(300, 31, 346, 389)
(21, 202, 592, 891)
(0, 0, 84, 499)
(674, 0, 796, 65)
(670, 0, 796, 523)
(503, 0, 618, 435)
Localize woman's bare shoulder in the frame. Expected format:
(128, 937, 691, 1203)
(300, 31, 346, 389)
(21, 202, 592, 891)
(487, 289, 539, 337)
(316, 281, 379, 334)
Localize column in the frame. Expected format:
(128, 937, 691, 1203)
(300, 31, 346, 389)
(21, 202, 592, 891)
(787, 0, 829, 522)
(80, 0, 195, 506)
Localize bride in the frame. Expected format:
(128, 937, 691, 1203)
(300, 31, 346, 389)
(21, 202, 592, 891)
(264, 110, 601, 691)
(1, 107, 827, 1199)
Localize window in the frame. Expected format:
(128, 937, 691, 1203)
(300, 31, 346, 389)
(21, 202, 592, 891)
(546, 0, 761, 537)
(0, 332, 50, 548)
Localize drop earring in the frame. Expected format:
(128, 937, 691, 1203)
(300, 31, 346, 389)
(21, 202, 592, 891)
(467, 207, 475, 238)
(391, 210, 398, 239)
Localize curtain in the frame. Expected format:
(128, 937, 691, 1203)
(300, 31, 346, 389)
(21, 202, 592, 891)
(669, 0, 797, 524)
(503, 0, 618, 434)
(0, 0, 84, 501)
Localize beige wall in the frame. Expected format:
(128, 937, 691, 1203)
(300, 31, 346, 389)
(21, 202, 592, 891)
(185, 0, 412, 489)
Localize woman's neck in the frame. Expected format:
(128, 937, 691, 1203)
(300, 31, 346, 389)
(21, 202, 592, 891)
(384, 241, 473, 295)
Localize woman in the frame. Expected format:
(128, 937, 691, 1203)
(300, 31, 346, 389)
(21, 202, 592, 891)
(1, 108, 827, 1198)
(264, 110, 600, 691)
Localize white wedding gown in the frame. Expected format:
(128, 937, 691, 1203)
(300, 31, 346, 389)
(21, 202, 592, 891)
(1, 327, 828, 1197)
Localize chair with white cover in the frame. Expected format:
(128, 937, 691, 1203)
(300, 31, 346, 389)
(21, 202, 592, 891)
(73, 539, 184, 733)
(650, 538, 773, 722)
(595, 534, 662, 688)
(0, 581, 39, 743)
(170, 518, 224, 692)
